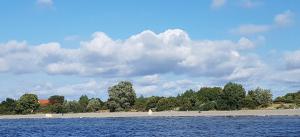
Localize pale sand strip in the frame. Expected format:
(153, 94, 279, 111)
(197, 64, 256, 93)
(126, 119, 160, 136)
(0, 109, 299, 119)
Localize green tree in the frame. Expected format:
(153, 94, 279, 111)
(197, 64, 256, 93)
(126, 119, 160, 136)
(177, 89, 199, 111)
(134, 95, 147, 111)
(242, 95, 257, 109)
(49, 103, 65, 113)
(248, 87, 273, 108)
(274, 91, 300, 106)
(218, 82, 246, 110)
(199, 101, 217, 111)
(157, 97, 178, 111)
(49, 95, 64, 105)
(0, 98, 17, 114)
(48, 95, 65, 113)
(197, 87, 222, 102)
(79, 95, 89, 112)
(64, 101, 83, 113)
(87, 98, 102, 112)
(15, 93, 40, 114)
(145, 96, 163, 111)
(107, 81, 136, 112)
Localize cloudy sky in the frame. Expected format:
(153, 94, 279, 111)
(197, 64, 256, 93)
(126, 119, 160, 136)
(0, 0, 299, 100)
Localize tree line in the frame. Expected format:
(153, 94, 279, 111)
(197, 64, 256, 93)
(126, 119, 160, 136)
(0, 81, 299, 115)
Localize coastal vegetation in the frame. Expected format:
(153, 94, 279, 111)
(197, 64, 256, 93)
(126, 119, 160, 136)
(0, 81, 299, 115)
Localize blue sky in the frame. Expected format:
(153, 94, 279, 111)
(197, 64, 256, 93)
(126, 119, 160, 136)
(0, 0, 299, 100)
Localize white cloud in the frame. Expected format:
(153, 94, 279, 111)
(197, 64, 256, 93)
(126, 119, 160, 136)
(31, 80, 108, 100)
(284, 50, 300, 70)
(0, 29, 263, 83)
(274, 10, 294, 26)
(211, 0, 226, 9)
(136, 85, 158, 95)
(238, 37, 256, 49)
(0, 58, 9, 72)
(230, 24, 271, 35)
(46, 62, 86, 75)
(140, 74, 160, 85)
(269, 69, 300, 86)
(231, 10, 294, 35)
(37, 0, 53, 7)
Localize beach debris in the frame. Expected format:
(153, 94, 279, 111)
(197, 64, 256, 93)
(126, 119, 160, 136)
(148, 109, 153, 115)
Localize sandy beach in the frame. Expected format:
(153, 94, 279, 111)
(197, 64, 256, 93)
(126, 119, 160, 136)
(0, 109, 299, 119)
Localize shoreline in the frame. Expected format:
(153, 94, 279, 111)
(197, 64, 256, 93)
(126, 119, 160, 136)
(0, 109, 299, 119)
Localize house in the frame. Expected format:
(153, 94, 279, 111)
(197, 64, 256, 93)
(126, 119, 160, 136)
(38, 99, 50, 106)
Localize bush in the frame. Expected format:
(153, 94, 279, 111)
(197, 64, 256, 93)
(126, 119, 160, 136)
(199, 101, 217, 111)
(242, 96, 257, 109)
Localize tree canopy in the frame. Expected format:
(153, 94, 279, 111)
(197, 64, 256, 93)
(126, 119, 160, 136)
(2, 81, 299, 115)
(107, 81, 136, 112)
(15, 94, 40, 114)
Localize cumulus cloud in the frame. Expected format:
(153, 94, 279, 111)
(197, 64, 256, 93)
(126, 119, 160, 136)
(211, 0, 226, 9)
(36, 0, 53, 7)
(0, 29, 263, 83)
(231, 10, 294, 35)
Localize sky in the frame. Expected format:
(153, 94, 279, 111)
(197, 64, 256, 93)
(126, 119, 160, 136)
(0, 0, 299, 100)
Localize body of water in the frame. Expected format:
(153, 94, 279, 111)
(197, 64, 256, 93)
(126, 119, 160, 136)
(0, 116, 299, 137)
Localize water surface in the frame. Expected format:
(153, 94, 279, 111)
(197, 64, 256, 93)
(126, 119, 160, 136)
(0, 116, 299, 137)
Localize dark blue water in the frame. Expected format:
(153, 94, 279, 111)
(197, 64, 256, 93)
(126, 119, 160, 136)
(0, 116, 299, 137)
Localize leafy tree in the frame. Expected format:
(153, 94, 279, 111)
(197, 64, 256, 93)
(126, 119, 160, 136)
(87, 98, 102, 112)
(145, 96, 163, 111)
(48, 95, 65, 113)
(79, 95, 89, 112)
(157, 97, 178, 111)
(197, 87, 222, 102)
(64, 101, 83, 113)
(134, 95, 147, 111)
(107, 81, 136, 112)
(242, 95, 257, 109)
(49, 95, 64, 105)
(177, 89, 199, 111)
(15, 93, 40, 114)
(101, 101, 109, 110)
(248, 87, 273, 108)
(49, 103, 65, 113)
(0, 98, 17, 114)
(107, 100, 122, 112)
(274, 91, 300, 106)
(218, 82, 246, 110)
(199, 101, 217, 111)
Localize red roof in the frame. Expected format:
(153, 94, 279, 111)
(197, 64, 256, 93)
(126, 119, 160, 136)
(38, 99, 50, 106)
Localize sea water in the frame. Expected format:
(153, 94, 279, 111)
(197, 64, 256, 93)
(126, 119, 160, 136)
(0, 116, 299, 137)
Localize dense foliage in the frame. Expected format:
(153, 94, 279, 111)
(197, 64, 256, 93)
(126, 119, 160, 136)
(274, 91, 300, 105)
(107, 81, 136, 112)
(48, 95, 65, 113)
(0, 82, 299, 115)
(15, 94, 40, 114)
